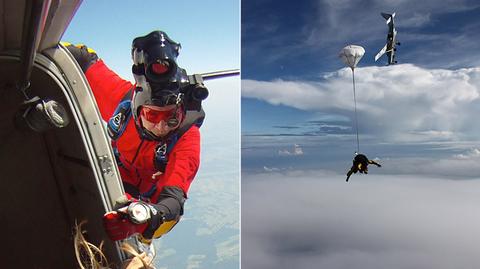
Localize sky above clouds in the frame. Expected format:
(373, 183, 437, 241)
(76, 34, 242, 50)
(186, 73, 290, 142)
(242, 1, 480, 268)
(242, 0, 480, 79)
(242, 0, 480, 143)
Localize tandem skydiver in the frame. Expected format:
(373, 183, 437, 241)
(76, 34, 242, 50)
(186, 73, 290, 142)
(346, 153, 381, 182)
(63, 30, 206, 244)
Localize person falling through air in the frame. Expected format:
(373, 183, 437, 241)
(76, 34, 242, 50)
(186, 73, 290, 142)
(346, 153, 381, 182)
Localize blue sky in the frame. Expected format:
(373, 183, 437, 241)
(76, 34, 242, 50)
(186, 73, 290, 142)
(242, 0, 480, 135)
(242, 0, 480, 79)
(242, 1, 480, 268)
(64, 0, 239, 79)
(63, 1, 239, 268)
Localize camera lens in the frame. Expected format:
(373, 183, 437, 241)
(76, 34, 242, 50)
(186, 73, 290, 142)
(151, 61, 170, 75)
(192, 85, 209, 101)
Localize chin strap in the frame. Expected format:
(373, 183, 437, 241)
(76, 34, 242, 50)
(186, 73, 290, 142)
(166, 93, 184, 128)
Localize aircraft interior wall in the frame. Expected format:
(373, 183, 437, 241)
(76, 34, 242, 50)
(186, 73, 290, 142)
(0, 58, 118, 267)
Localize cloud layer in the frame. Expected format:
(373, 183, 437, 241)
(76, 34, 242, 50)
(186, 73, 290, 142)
(243, 64, 480, 142)
(278, 144, 304, 156)
(242, 171, 480, 269)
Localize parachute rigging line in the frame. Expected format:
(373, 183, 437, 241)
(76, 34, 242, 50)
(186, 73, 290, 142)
(338, 45, 364, 153)
(352, 69, 360, 153)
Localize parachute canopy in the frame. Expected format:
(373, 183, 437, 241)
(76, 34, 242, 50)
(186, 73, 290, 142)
(339, 45, 365, 69)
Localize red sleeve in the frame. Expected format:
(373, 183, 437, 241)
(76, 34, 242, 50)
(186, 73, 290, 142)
(152, 126, 201, 201)
(84, 60, 134, 122)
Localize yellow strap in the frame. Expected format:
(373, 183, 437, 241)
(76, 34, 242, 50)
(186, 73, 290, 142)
(137, 219, 179, 244)
(152, 220, 179, 238)
(59, 41, 96, 54)
(86, 47, 97, 54)
(75, 44, 97, 54)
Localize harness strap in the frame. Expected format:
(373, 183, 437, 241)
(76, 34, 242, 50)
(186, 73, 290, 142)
(153, 108, 205, 172)
(177, 108, 205, 134)
(140, 185, 157, 201)
(153, 135, 178, 172)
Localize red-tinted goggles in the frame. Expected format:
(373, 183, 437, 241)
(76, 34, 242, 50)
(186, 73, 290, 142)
(139, 105, 176, 124)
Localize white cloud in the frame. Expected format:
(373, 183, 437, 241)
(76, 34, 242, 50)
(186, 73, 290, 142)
(242, 171, 480, 269)
(186, 255, 206, 269)
(278, 144, 304, 156)
(453, 148, 480, 159)
(242, 64, 480, 142)
(401, 12, 431, 27)
(263, 166, 281, 172)
(215, 235, 240, 264)
(379, 155, 480, 178)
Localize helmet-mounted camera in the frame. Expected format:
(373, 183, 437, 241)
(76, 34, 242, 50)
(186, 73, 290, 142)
(180, 73, 209, 111)
(131, 31, 181, 85)
(131, 31, 190, 140)
(130, 31, 214, 141)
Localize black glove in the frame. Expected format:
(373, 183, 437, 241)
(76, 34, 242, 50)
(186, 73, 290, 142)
(61, 42, 99, 72)
(141, 186, 186, 240)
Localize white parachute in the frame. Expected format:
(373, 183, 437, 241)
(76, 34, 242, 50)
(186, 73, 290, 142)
(339, 45, 365, 70)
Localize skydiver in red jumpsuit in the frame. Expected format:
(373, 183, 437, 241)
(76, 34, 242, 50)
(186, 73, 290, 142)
(63, 31, 203, 243)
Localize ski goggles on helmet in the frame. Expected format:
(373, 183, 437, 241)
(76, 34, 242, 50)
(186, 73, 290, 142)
(140, 104, 184, 125)
(140, 105, 176, 124)
(139, 105, 184, 138)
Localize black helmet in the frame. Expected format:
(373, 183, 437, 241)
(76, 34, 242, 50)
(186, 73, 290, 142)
(130, 31, 187, 140)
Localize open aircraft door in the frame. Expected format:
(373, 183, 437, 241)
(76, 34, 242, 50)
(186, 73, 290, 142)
(1, 0, 131, 267)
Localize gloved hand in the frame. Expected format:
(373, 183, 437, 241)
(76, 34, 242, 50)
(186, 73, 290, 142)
(103, 209, 148, 241)
(60, 42, 99, 72)
(103, 195, 165, 241)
